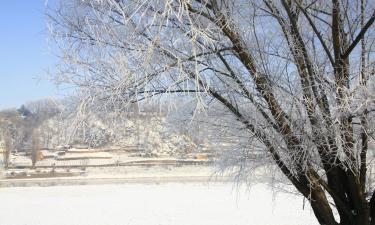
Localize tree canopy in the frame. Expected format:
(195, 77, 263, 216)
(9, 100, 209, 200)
(49, 1, 375, 224)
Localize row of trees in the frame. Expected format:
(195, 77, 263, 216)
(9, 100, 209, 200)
(0, 97, 201, 167)
(0, 99, 60, 168)
(49, 0, 375, 224)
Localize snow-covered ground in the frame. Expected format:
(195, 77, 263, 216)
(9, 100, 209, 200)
(0, 182, 318, 225)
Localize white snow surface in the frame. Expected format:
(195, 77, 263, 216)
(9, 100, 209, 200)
(0, 183, 318, 225)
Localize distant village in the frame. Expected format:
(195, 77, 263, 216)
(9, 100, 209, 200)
(0, 99, 233, 179)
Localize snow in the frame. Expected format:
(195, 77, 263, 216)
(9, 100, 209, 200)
(57, 152, 113, 160)
(0, 182, 318, 225)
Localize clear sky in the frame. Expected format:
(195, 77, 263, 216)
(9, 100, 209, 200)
(0, 1, 61, 110)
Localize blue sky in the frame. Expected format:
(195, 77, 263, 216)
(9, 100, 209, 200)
(0, 1, 62, 110)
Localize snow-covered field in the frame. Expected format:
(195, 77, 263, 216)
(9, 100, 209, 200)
(0, 182, 318, 225)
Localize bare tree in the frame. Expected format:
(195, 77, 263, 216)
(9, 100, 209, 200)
(2, 133, 12, 169)
(31, 129, 40, 168)
(0, 109, 30, 153)
(49, 1, 375, 224)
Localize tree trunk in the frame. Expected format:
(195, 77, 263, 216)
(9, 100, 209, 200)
(370, 191, 375, 225)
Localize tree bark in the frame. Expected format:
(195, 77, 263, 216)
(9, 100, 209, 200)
(370, 191, 375, 225)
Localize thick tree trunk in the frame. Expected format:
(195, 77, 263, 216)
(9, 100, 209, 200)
(309, 190, 339, 225)
(370, 192, 375, 225)
(311, 198, 371, 225)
